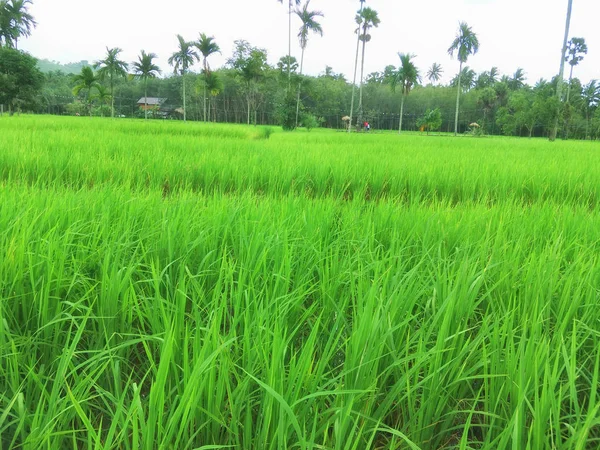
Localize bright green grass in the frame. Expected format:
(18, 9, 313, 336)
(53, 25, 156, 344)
(0, 116, 599, 449)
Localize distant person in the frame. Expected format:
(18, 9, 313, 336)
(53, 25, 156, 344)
(365, 121, 371, 132)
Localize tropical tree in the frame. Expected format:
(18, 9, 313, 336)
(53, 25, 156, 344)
(581, 79, 599, 139)
(294, 0, 323, 127)
(391, 53, 420, 134)
(450, 66, 476, 91)
(565, 37, 587, 103)
(550, 0, 573, 141)
(168, 35, 198, 122)
(426, 63, 443, 84)
(72, 66, 101, 116)
(227, 40, 268, 125)
(416, 108, 443, 135)
(91, 84, 112, 117)
(94, 47, 128, 118)
(131, 50, 161, 120)
(348, 0, 366, 132)
(277, 0, 302, 86)
(508, 68, 527, 90)
(196, 33, 220, 122)
(356, 6, 380, 129)
(200, 71, 224, 122)
(0, 46, 43, 114)
(0, 0, 35, 48)
(448, 21, 480, 135)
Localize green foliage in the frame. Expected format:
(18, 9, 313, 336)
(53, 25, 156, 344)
(275, 90, 298, 130)
(0, 0, 36, 48)
(416, 108, 442, 134)
(0, 47, 43, 113)
(301, 113, 319, 130)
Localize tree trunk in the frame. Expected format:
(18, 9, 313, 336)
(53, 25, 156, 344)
(348, 5, 364, 133)
(111, 75, 115, 118)
(398, 92, 405, 134)
(287, 0, 292, 88)
(295, 46, 306, 128)
(183, 72, 187, 122)
(144, 81, 148, 120)
(247, 95, 250, 125)
(453, 62, 463, 136)
(357, 30, 367, 130)
(203, 66, 207, 122)
(550, 0, 573, 141)
(566, 63, 574, 104)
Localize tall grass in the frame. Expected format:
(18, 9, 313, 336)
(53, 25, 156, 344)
(0, 116, 599, 449)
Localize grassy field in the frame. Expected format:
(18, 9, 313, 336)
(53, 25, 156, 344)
(0, 115, 599, 449)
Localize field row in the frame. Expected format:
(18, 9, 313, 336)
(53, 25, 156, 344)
(1, 116, 599, 205)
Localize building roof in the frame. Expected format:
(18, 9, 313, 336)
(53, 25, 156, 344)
(137, 97, 167, 106)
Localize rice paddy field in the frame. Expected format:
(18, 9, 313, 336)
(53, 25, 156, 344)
(1, 115, 600, 449)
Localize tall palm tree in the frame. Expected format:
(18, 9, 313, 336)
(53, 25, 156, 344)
(195, 33, 220, 122)
(426, 63, 443, 84)
(448, 21, 479, 136)
(168, 35, 198, 122)
(392, 53, 420, 134)
(94, 47, 128, 118)
(356, 6, 380, 129)
(0, 0, 35, 48)
(72, 66, 101, 117)
(277, 0, 302, 86)
(565, 37, 587, 103)
(489, 67, 499, 84)
(348, 0, 366, 132)
(550, 0, 573, 141)
(132, 50, 161, 120)
(294, 0, 323, 127)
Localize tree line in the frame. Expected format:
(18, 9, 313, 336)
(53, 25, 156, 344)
(1, 0, 599, 139)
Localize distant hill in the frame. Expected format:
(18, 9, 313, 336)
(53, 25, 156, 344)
(37, 58, 91, 74)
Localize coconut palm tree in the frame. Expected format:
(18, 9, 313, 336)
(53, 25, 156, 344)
(94, 47, 128, 118)
(72, 66, 101, 117)
(132, 50, 161, 120)
(168, 35, 198, 122)
(356, 6, 380, 129)
(426, 63, 443, 85)
(348, 0, 366, 132)
(277, 0, 302, 86)
(448, 21, 479, 136)
(509, 68, 526, 90)
(565, 37, 587, 103)
(392, 53, 420, 134)
(195, 33, 220, 122)
(294, 0, 323, 127)
(0, 0, 35, 48)
(550, 0, 573, 141)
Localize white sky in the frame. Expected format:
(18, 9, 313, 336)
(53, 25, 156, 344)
(21, 0, 599, 85)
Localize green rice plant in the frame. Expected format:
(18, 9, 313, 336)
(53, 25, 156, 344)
(0, 116, 599, 449)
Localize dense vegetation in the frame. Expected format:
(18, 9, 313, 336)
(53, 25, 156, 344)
(1, 116, 599, 449)
(1, 0, 598, 138)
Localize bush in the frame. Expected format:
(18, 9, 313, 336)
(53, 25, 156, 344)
(275, 91, 299, 131)
(416, 108, 443, 135)
(302, 114, 319, 131)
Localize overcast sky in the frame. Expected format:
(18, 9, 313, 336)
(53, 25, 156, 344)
(21, 0, 599, 85)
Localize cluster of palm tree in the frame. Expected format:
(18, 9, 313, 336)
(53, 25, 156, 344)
(0, 0, 35, 49)
(168, 33, 220, 121)
(72, 34, 221, 121)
